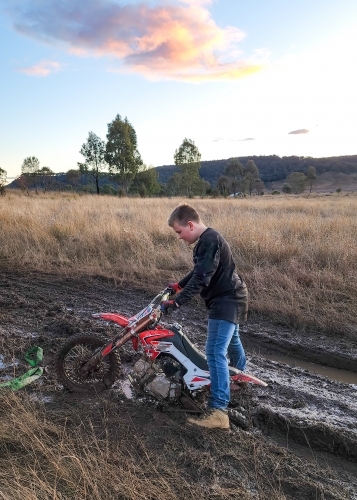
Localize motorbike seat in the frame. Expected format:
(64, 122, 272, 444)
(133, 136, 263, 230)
(168, 324, 240, 376)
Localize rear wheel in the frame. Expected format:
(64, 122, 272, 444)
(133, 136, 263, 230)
(56, 334, 121, 392)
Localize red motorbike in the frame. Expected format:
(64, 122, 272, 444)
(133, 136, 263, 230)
(56, 288, 267, 413)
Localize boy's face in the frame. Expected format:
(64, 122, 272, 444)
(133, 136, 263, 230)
(172, 221, 198, 245)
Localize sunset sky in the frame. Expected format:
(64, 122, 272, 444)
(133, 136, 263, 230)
(1, 0, 357, 179)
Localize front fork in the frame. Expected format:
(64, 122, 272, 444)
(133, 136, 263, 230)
(80, 313, 156, 374)
(80, 330, 134, 374)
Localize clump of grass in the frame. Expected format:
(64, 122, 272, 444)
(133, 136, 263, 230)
(1, 191, 357, 336)
(0, 390, 348, 499)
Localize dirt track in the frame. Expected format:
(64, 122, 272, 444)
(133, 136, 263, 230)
(1, 270, 357, 499)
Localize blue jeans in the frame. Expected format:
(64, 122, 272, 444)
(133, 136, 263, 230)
(205, 319, 246, 410)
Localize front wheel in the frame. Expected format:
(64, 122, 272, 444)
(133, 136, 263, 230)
(56, 334, 121, 392)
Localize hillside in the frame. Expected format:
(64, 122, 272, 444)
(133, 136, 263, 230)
(156, 154, 357, 188)
(7, 154, 357, 193)
(272, 171, 357, 193)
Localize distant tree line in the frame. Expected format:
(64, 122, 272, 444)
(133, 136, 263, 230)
(7, 111, 357, 197)
(281, 166, 317, 194)
(156, 154, 357, 185)
(13, 114, 163, 196)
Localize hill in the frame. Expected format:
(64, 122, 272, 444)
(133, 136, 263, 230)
(156, 154, 357, 187)
(7, 154, 357, 193)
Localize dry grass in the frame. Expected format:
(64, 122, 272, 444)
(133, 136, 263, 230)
(0, 390, 348, 499)
(1, 191, 357, 336)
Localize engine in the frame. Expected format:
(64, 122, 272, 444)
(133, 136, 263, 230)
(132, 355, 183, 401)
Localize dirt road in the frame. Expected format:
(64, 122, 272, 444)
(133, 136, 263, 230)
(1, 270, 357, 499)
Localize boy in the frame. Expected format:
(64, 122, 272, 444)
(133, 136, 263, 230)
(161, 203, 248, 430)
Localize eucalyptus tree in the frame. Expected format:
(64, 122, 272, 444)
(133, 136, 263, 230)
(0, 167, 6, 187)
(105, 114, 142, 193)
(286, 172, 306, 194)
(217, 175, 230, 197)
(225, 158, 244, 196)
(130, 164, 161, 197)
(173, 138, 207, 196)
(21, 156, 41, 193)
(307, 166, 317, 193)
(0, 167, 7, 195)
(79, 131, 107, 195)
(37, 166, 54, 192)
(243, 159, 260, 196)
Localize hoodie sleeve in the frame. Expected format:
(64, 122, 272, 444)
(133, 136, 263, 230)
(175, 238, 220, 307)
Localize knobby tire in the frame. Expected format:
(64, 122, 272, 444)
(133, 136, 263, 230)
(56, 334, 121, 392)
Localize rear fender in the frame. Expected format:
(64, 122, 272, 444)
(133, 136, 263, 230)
(231, 372, 268, 387)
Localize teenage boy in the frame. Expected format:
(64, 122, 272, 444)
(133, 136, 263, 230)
(161, 203, 248, 430)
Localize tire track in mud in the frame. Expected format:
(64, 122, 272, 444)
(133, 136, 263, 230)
(247, 356, 357, 460)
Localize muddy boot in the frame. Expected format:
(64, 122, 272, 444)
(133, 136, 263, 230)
(187, 409, 230, 430)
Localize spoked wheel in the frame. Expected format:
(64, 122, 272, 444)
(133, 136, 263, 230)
(56, 334, 121, 392)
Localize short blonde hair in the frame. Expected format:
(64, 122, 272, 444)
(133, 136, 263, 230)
(168, 203, 201, 227)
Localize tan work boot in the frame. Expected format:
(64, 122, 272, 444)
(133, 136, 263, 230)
(187, 409, 230, 430)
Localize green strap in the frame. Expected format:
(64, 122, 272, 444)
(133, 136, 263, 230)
(0, 347, 44, 391)
(24, 346, 43, 367)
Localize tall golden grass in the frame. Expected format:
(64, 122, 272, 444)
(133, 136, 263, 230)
(0, 391, 347, 499)
(1, 191, 356, 335)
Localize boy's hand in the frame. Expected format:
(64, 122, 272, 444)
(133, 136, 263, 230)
(167, 282, 182, 296)
(161, 300, 178, 315)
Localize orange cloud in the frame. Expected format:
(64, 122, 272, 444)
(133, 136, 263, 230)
(19, 61, 61, 77)
(7, 0, 264, 82)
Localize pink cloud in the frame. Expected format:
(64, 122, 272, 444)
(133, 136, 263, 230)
(7, 0, 263, 81)
(19, 60, 61, 77)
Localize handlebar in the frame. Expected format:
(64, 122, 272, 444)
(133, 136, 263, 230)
(150, 288, 172, 306)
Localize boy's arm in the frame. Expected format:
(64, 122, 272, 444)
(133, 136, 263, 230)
(178, 271, 194, 289)
(175, 240, 220, 307)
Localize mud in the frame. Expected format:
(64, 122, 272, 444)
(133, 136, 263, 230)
(1, 269, 357, 499)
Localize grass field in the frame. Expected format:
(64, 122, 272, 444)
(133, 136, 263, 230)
(1, 390, 348, 500)
(1, 190, 356, 336)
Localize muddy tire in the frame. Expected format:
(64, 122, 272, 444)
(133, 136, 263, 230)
(56, 334, 121, 392)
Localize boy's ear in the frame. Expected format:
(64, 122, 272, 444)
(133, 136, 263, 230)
(188, 221, 194, 230)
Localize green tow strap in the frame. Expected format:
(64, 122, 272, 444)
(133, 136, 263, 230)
(0, 346, 43, 391)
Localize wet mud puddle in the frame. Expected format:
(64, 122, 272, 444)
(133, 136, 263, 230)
(262, 353, 357, 385)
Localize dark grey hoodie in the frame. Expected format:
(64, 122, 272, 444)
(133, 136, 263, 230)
(176, 228, 248, 324)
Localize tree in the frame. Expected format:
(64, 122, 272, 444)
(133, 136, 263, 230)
(21, 156, 41, 193)
(307, 166, 317, 193)
(225, 158, 244, 196)
(174, 138, 201, 166)
(167, 172, 181, 196)
(130, 165, 161, 197)
(217, 175, 230, 197)
(105, 114, 143, 193)
(66, 169, 82, 191)
(173, 138, 207, 196)
(253, 179, 265, 194)
(0, 167, 7, 196)
(79, 131, 107, 195)
(282, 183, 292, 194)
(286, 172, 306, 194)
(243, 159, 260, 196)
(37, 166, 54, 192)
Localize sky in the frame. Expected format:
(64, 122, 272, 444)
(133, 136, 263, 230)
(1, 0, 357, 179)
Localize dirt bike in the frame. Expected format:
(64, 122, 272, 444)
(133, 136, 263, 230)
(56, 288, 267, 414)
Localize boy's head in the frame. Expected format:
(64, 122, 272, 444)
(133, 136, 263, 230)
(168, 203, 201, 227)
(168, 203, 206, 244)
